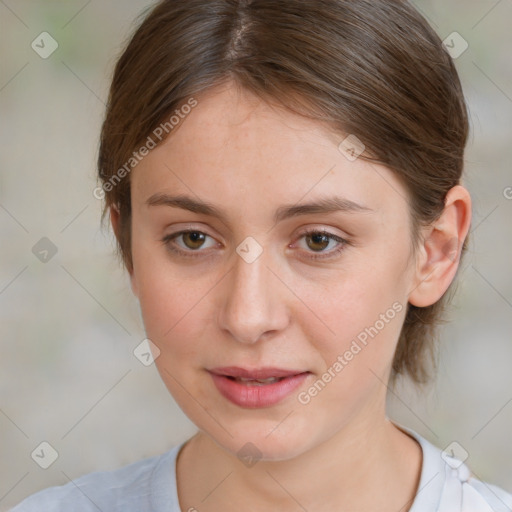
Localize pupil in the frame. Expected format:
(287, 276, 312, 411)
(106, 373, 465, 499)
(186, 232, 204, 248)
(309, 233, 328, 251)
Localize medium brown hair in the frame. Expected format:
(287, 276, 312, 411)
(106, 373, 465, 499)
(98, 0, 469, 385)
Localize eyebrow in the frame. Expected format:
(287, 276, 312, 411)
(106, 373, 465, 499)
(145, 193, 374, 225)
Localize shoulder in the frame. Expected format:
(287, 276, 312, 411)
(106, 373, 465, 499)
(9, 445, 182, 512)
(395, 423, 512, 512)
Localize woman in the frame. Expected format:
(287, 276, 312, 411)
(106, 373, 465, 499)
(12, 0, 512, 510)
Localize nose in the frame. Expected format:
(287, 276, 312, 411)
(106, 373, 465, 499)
(216, 244, 290, 345)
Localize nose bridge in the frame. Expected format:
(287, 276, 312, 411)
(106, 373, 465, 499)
(217, 240, 288, 344)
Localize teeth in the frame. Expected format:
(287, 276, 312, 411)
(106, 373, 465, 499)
(235, 376, 283, 385)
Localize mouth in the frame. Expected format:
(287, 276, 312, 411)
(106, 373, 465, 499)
(224, 375, 287, 386)
(209, 366, 308, 378)
(207, 366, 311, 408)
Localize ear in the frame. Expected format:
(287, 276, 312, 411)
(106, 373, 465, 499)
(110, 203, 121, 241)
(109, 205, 139, 298)
(408, 185, 471, 307)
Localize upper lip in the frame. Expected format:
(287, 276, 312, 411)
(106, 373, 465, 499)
(208, 366, 308, 379)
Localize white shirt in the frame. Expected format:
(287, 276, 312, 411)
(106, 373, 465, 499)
(10, 424, 512, 511)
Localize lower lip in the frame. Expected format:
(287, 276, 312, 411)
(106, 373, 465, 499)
(209, 372, 310, 408)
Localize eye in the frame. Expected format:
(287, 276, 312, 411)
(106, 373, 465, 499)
(294, 228, 349, 260)
(161, 227, 350, 261)
(161, 229, 218, 258)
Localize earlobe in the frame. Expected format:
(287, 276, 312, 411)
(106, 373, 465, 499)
(409, 185, 472, 307)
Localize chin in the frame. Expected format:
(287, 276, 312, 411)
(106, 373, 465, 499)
(204, 415, 318, 463)
(226, 434, 309, 463)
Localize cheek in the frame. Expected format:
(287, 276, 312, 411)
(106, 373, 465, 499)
(137, 273, 211, 352)
(293, 279, 406, 427)
(291, 250, 410, 382)
(131, 231, 212, 350)
(300, 257, 407, 336)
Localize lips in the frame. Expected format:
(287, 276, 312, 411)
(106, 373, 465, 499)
(210, 366, 306, 380)
(208, 366, 310, 408)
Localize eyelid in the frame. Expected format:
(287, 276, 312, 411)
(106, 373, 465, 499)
(291, 227, 350, 260)
(294, 225, 350, 240)
(161, 225, 351, 260)
(161, 228, 219, 258)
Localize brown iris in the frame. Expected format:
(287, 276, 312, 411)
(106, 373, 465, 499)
(305, 232, 330, 252)
(181, 231, 206, 250)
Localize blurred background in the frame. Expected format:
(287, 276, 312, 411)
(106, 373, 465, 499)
(1, 0, 511, 509)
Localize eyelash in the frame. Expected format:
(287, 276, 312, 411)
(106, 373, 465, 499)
(294, 228, 349, 260)
(161, 228, 349, 261)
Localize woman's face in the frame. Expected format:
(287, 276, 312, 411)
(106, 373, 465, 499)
(128, 82, 418, 460)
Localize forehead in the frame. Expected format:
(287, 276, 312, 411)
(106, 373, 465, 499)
(130, 83, 408, 221)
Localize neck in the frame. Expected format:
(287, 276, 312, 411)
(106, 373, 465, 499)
(176, 415, 422, 512)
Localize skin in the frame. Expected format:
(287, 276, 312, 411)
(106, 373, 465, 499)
(111, 80, 471, 511)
